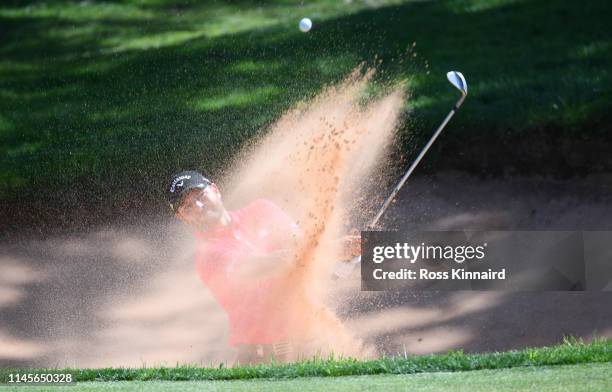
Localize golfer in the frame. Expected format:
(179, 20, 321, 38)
(167, 170, 361, 364)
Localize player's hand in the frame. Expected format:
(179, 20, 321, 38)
(343, 234, 361, 258)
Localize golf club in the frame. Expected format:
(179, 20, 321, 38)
(367, 71, 468, 229)
(333, 71, 468, 279)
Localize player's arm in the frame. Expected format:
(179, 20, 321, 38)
(227, 233, 359, 280)
(340, 234, 361, 259)
(228, 200, 305, 280)
(255, 199, 360, 259)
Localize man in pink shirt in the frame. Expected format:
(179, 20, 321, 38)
(167, 170, 360, 364)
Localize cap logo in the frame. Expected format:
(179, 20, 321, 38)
(170, 175, 191, 193)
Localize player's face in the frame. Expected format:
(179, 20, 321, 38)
(176, 184, 226, 230)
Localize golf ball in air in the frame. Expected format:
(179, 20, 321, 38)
(299, 18, 312, 32)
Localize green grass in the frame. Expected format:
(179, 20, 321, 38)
(1, 338, 610, 383)
(1, 0, 611, 219)
(1, 363, 611, 391)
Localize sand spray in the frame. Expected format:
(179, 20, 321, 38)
(222, 67, 406, 360)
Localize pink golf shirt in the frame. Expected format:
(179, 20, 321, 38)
(194, 199, 300, 346)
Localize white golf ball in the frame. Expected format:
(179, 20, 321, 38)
(299, 18, 312, 33)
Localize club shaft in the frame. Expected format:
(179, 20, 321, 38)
(367, 95, 466, 229)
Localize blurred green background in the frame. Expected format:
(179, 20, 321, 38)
(1, 0, 611, 230)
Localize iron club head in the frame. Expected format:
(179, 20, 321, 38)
(447, 71, 468, 96)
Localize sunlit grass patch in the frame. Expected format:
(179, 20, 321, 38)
(193, 86, 282, 111)
(0, 2, 155, 21)
(105, 30, 208, 53)
(0, 338, 607, 383)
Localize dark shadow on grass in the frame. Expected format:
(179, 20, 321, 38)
(1, 0, 612, 236)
